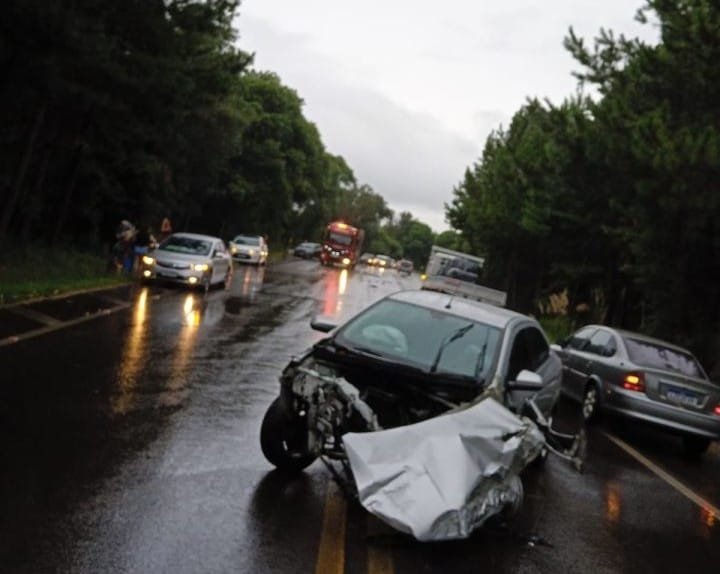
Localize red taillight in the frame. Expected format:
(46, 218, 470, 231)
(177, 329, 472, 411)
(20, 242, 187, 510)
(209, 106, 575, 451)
(623, 373, 645, 392)
(714, 405, 720, 416)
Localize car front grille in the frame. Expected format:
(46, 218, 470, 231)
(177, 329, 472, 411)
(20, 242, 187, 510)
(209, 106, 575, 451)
(157, 260, 191, 270)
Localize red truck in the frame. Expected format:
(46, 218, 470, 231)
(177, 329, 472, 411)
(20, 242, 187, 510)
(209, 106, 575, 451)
(320, 221, 364, 268)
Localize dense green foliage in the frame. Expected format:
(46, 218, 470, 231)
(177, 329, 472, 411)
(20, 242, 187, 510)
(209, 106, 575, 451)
(0, 0, 437, 259)
(447, 0, 720, 372)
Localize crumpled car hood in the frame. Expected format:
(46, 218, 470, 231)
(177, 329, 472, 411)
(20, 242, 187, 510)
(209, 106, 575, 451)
(343, 397, 544, 541)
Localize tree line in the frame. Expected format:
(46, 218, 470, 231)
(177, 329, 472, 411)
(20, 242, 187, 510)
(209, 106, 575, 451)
(0, 0, 437, 264)
(446, 0, 720, 372)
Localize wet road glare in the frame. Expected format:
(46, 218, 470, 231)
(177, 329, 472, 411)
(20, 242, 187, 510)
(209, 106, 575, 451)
(1, 258, 720, 573)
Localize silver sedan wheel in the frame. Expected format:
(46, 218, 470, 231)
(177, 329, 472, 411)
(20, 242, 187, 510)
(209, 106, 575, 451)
(582, 386, 598, 422)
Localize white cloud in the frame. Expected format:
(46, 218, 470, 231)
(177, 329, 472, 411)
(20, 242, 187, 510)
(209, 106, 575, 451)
(237, 1, 658, 231)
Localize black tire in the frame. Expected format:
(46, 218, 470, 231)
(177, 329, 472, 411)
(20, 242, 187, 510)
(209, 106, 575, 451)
(581, 383, 600, 424)
(260, 398, 317, 473)
(683, 435, 711, 456)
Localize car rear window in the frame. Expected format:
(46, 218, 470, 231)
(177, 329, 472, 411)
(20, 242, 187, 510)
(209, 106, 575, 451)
(624, 337, 705, 379)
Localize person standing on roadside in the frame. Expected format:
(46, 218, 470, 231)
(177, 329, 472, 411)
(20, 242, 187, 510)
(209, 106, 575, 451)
(134, 225, 157, 270)
(160, 217, 172, 242)
(115, 219, 137, 273)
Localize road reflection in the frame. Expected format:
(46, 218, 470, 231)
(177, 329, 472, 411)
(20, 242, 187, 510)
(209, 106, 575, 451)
(113, 288, 150, 414)
(604, 481, 622, 525)
(169, 293, 202, 388)
(225, 264, 266, 314)
(321, 268, 348, 319)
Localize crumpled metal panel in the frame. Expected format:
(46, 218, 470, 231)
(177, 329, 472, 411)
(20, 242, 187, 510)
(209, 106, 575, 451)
(343, 397, 545, 541)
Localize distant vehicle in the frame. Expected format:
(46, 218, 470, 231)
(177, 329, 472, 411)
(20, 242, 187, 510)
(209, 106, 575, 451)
(373, 254, 393, 268)
(229, 234, 268, 265)
(140, 232, 232, 290)
(293, 241, 322, 259)
(421, 245, 506, 307)
(397, 259, 414, 275)
(554, 325, 720, 455)
(320, 221, 364, 268)
(359, 252, 375, 265)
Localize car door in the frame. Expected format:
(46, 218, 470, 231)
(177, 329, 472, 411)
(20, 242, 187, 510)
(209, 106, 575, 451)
(504, 324, 561, 417)
(582, 328, 620, 386)
(558, 326, 597, 401)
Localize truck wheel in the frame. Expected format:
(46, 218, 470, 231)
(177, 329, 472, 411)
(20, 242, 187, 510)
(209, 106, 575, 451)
(260, 398, 316, 473)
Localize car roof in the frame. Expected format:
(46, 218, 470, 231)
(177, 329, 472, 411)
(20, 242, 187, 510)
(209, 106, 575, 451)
(170, 232, 222, 242)
(584, 324, 692, 353)
(233, 234, 262, 239)
(388, 290, 528, 329)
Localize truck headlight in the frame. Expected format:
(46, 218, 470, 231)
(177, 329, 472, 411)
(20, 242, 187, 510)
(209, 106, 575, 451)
(193, 263, 209, 272)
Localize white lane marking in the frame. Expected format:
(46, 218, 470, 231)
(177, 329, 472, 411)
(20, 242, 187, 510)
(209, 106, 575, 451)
(604, 431, 720, 519)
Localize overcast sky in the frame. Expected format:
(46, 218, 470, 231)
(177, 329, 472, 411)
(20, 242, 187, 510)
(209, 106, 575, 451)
(236, 1, 658, 231)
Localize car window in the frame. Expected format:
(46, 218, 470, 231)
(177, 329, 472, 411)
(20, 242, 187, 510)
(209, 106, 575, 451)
(567, 326, 596, 350)
(328, 232, 353, 246)
(586, 330, 615, 356)
(623, 337, 706, 379)
(507, 326, 549, 381)
(336, 299, 501, 381)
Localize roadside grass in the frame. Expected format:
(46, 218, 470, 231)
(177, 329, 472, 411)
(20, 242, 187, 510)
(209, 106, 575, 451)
(0, 245, 129, 305)
(538, 314, 575, 343)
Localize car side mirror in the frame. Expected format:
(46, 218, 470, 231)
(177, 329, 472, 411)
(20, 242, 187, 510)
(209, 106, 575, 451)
(550, 343, 563, 353)
(310, 315, 339, 333)
(507, 369, 544, 391)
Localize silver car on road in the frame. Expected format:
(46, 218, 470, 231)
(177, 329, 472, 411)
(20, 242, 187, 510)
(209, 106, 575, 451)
(555, 325, 720, 454)
(141, 232, 232, 290)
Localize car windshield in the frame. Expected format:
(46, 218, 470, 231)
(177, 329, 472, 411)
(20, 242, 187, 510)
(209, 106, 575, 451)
(233, 236, 260, 246)
(335, 299, 501, 381)
(159, 236, 212, 256)
(328, 232, 353, 246)
(624, 337, 706, 379)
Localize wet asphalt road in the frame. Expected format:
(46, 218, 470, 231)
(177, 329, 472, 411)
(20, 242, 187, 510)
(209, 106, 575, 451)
(1, 259, 720, 573)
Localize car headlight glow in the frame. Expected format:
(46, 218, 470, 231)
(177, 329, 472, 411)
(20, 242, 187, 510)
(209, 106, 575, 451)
(230, 245, 237, 254)
(142, 255, 155, 265)
(342, 257, 351, 265)
(193, 263, 209, 272)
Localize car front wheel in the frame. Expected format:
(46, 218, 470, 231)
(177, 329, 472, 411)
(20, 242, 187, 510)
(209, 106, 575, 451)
(260, 398, 317, 473)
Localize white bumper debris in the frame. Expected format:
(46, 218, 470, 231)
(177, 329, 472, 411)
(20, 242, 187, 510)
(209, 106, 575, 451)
(343, 397, 545, 541)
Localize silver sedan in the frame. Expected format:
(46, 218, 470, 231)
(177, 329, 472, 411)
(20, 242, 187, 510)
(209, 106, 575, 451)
(140, 232, 232, 290)
(555, 325, 720, 454)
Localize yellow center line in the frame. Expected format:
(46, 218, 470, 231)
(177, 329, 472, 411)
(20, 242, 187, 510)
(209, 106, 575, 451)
(315, 481, 347, 574)
(604, 431, 720, 520)
(367, 515, 394, 574)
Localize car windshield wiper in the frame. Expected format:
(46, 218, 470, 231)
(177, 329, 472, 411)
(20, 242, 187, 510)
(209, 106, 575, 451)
(429, 322, 475, 374)
(332, 340, 385, 358)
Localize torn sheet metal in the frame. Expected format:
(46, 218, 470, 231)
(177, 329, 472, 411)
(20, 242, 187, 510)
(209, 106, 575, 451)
(343, 397, 544, 541)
